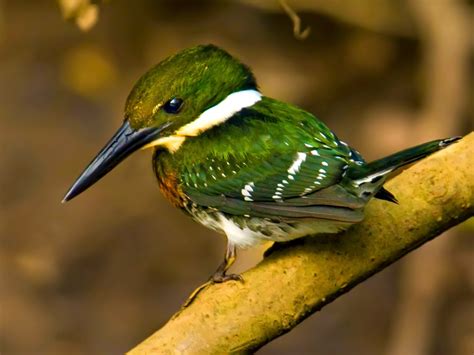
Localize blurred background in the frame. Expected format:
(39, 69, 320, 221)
(1, 0, 473, 354)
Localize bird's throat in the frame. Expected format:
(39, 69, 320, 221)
(142, 135, 186, 153)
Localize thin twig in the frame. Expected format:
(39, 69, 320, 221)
(279, 0, 310, 40)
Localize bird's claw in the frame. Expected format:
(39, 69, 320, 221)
(210, 273, 244, 283)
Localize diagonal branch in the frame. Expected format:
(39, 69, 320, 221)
(128, 133, 474, 354)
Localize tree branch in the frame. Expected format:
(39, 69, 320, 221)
(128, 133, 474, 354)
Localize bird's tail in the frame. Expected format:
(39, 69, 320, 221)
(344, 136, 461, 202)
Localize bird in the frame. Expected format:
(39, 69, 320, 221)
(63, 44, 460, 285)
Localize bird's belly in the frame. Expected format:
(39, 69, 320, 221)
(190, 209, 355, 248)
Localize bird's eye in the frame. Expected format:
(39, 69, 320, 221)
(163, 98, 183, 114)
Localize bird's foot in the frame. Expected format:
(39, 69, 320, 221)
(209, 272, 243, 283)
(179, 243, 242, 310)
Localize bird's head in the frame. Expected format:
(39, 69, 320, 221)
(63, 44, 260, 202)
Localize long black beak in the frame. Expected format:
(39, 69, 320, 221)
(62, 121, 165, 203)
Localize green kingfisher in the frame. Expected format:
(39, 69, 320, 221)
(63, 44, 459, 284)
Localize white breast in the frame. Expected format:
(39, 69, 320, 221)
(192, 210, 355, 249)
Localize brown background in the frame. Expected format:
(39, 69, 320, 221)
(1, 1, 473, 354)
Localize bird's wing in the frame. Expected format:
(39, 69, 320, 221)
(178, 100, 366, 221)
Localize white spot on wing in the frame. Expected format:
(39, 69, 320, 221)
(241, 189, 251, 197)
(241, 182, 255, 199)
(352, 168, 392, 186)
(288, 152, 307, 175)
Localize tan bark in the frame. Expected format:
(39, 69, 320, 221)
(385, 1, 471, 354)
(128, 133, 474, 354)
